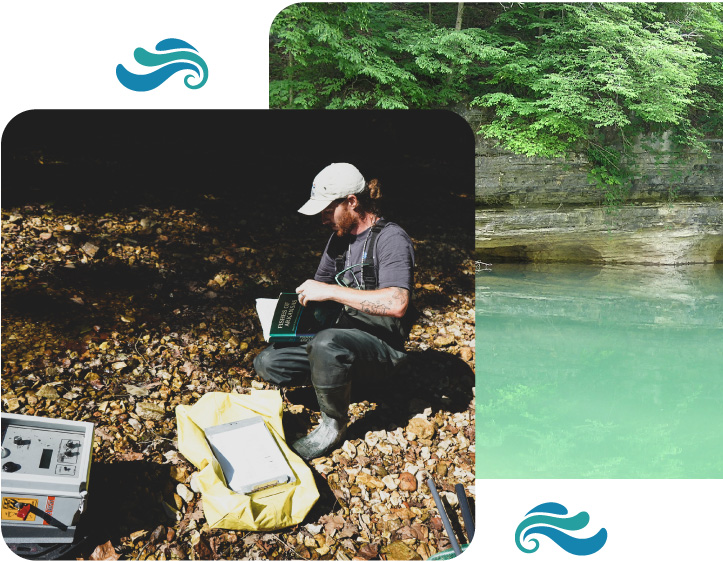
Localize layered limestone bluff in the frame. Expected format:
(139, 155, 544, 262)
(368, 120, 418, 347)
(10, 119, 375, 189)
(477, 203, 723, 265)
(462, 108, 723, 265)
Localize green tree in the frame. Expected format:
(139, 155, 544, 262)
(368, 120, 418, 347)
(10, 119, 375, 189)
(472, 3, 707, 204)
(270, 4, 416, 109)
(269, 4, 505, 109)
(269, 3, 723, 205)
(657, 3, 723, 137)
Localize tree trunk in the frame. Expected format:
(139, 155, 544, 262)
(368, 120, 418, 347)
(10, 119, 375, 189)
(288, 52, 294, 108)
(539, 8, 545, 42)
(455, 2, 465, 30)
(447, 3, 465, 87)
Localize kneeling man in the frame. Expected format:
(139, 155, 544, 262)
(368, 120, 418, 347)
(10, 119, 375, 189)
(254, 163, 415, 459)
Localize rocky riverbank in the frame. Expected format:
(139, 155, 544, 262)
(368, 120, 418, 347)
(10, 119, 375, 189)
(476, 202, 723, 265)
(1, 198, 475, 560)
(460, 106, 723, 265)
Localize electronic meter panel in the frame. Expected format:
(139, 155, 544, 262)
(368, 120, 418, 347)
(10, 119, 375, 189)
(3, 425, 86, 478)
(1, 413, 94, 546)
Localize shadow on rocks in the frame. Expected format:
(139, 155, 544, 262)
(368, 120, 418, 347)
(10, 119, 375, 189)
(281, 350, 474, 441)
(349, 349, 475, 438)
(74, 461, 176, 558)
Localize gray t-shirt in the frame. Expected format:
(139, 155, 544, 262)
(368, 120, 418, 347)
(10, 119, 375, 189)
(314, 221, 414, 291)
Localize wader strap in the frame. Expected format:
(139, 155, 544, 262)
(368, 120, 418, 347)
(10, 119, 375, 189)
(361, 219, 388, 290)
(334, 254, 346, 277)
(331, 234, 349, 279)
(333, 219, 389, 290)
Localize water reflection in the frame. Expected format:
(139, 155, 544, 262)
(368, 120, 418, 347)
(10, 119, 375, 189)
(476, 264, 723, 478)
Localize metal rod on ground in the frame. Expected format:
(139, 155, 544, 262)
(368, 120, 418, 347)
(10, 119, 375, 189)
(455, 483, 475, 542)
(427, 478, 462, 556)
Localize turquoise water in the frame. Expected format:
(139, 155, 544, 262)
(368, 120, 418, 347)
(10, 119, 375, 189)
(476, 264, 723, 478)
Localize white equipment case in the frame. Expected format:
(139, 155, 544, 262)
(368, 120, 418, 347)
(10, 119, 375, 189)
(1, 413, 94, 554)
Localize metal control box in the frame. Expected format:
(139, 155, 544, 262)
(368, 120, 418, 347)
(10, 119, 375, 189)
(1, 413, 94, 547)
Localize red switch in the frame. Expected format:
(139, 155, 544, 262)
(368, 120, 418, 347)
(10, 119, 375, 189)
(17, 504, 32, 520)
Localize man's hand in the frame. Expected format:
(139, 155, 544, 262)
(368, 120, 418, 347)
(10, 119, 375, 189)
(296, 280, 409, 318)
(296, 280, 335, 306)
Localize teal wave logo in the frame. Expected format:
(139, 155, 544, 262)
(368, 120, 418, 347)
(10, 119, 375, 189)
(116, 38, 208, 91)
(515, 502, 607, 555)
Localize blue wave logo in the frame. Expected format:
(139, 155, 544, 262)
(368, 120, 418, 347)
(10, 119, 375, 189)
(116, 38, 208, 91)
(515, 502, 607, 555)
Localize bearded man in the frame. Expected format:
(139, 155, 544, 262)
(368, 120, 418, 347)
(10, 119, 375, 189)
(254, 162, 415, 459)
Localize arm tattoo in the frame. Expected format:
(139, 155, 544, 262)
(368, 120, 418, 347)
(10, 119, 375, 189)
(391, 288, 409, 305)
(360, 299, 390, 315)
(360, 288, 408, 316)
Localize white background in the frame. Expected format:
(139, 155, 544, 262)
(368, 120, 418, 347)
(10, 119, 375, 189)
(1, 1, 720, 560)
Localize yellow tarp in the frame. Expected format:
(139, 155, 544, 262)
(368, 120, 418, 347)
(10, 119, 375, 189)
(176, 390, 319, 531)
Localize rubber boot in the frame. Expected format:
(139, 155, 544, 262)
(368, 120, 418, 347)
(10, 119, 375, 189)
(292, 383, 351, 460)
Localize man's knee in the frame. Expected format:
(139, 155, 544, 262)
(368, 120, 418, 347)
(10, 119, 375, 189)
(253, 344, 312, 387)
(307, 329, 353, 363)
(307, 330, 361, 388)
(253, 347, 274, 382)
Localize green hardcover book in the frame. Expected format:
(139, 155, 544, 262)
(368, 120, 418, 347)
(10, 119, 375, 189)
(268, 293, 342, 342)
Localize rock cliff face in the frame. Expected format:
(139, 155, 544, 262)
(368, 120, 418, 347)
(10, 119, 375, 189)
(463, 108, 723, 264)
(477, 203, 723, 265)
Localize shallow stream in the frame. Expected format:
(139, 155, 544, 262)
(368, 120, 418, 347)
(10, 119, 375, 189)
(476, 264, 723, 478)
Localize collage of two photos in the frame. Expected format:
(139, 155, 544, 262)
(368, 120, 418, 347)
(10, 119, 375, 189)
(1, 2, 722, 560)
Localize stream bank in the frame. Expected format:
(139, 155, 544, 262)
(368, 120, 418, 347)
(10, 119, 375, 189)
(462, 108, 723, 265)
(476, 202, 723, 265)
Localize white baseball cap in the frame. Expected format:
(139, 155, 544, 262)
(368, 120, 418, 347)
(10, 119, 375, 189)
(298, 163, 366, 215)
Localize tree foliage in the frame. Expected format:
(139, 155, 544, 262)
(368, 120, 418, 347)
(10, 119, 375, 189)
(269, 4, 503, 109)
(270, 3, 723, 203)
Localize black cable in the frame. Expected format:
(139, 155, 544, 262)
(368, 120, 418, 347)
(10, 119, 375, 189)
(15, 502, 68, 532)
(455, 483, 475, 542)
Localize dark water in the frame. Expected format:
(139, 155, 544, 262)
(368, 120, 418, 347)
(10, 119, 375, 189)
(476, 264, 723, 478)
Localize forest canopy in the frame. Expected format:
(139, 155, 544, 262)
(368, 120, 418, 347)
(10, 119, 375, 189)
(270, 3, 723, 200)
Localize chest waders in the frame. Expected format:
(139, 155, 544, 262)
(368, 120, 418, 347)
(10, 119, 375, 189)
(292, 219, 408, 460)
(331, 219, 411, 351)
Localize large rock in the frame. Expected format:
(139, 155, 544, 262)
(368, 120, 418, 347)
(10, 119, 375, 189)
(460, 101, 723, 265)
(465, 115, 723, 207)
(476, 203, 723, 265)
(398, 472, 418, 492)
(406, 418, 436, 440)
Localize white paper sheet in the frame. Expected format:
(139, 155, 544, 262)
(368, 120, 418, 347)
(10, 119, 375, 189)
(255, 298, 278, 342)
